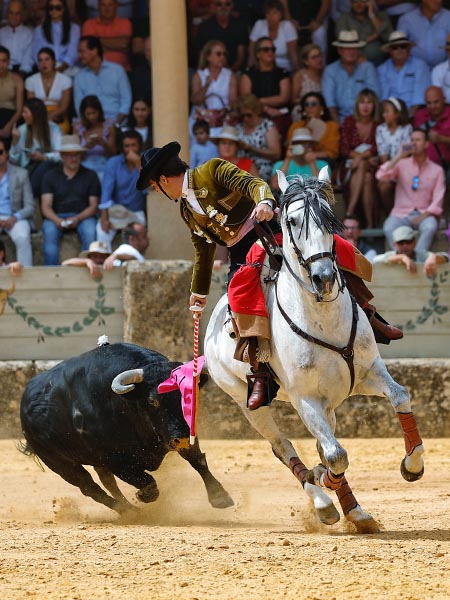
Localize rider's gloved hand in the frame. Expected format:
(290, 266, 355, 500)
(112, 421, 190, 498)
(189, 294, 207, 319)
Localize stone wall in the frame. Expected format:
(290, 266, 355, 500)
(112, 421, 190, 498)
(2, 358, 449, 440)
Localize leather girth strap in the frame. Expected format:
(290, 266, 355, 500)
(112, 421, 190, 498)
(275, 288, 359, 396)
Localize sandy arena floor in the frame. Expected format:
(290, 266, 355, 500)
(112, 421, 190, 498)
(1, 437, 449, 600)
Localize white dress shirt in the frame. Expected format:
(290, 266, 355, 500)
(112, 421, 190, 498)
(0, 24, 34, 73)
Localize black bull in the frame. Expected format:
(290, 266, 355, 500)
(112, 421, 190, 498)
(20, 342, 233, 514)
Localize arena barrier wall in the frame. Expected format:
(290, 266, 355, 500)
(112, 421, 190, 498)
(1, 262, 449, 438)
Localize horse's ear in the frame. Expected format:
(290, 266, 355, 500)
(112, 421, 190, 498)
(276, 170, 289, 194)
(318, 165, 330, 182)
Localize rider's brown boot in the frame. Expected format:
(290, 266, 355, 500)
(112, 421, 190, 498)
(370, 315, 403, 340)
(246, 366, 271, 410)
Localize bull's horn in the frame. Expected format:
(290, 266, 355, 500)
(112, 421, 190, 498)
(111, 369, 144, 394)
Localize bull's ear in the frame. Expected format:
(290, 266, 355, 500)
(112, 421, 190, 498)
(318, 165, 330, 182)
(276, 170, 289, 194)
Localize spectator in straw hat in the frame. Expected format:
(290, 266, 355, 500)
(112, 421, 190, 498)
(374, 224, 448, 275)
(62, 240, 110, 278)
(431, 34, 450, 103)
(378, 31, 431, 115)
(322, 29, 380, 123)
(41, 134, 100, 265)
(397, 0, 450, 68)
(335, 0, 393, 66)
(269, 127, 329, 191)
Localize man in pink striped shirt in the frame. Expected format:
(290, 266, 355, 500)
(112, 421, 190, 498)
(376, 128, 445, 251)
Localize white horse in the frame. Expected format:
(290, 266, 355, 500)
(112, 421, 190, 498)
(204, 169, 425, 533)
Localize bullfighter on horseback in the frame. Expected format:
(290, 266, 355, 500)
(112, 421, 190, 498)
(136, 142, 403, 411)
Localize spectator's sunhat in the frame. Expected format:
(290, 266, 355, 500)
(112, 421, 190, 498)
(332, 30, 366, 48)
(392, 225, 418, 243)
(211, 125, 240, 144)
(291, 128, 313, 142)
(381, 31, 415, 52)
(80, 241, 111, 258)
(60, 134, 86, 152)
(136, 141, 181, 190)
(108, 204, 138, 229)
(291, 128, 314, 156)
(439, 33, 450, 49)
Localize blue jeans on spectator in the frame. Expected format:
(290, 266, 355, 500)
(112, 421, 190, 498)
(383, 210, 438, 252)
(42, 212, 97, 265)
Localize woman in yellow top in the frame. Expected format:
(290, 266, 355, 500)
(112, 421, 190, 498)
(286, 92, 340, 166)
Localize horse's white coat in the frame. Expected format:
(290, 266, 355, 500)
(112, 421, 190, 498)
(204, 178, 424, 531)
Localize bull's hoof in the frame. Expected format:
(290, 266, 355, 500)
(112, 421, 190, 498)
(208, 488, 234, 509)
(400, 457, 424, 482)
(136, 482, 160, 503)
(316, 503, 340, 525)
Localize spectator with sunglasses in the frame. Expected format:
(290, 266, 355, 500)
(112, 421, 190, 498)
(248, 0, 298, 72)
(195, 0, 248, 72)
(287, 92, 340, 164)
(376, 128, 445, 251)
(239, 36, 291, 139)
(378, 31, 431, 115)
(32, 0, 80, 72)
(374, 224, 448, 275)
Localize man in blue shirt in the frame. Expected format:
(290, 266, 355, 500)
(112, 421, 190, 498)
(74, 35, 131, 125)
(322, 29, 380, 123)
(398, 0, 450, 68)
(378, 30, 431, 115)
(96, 129, 147, 251)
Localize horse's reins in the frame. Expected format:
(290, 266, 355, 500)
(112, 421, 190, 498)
(253, 210, 358, 395)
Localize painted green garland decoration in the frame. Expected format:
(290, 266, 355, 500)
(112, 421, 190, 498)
(402, 270, 449, 331)
(7, 282, 116, 343)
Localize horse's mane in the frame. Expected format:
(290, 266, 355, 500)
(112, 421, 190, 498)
(280, 176, 344, 238)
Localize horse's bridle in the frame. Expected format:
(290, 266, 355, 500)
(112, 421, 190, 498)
(283, 201, 345, 302)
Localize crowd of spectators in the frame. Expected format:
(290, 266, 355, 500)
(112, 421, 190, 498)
(1, 0, 450, 275)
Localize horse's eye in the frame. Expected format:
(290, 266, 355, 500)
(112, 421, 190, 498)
(288, 217, 296, 226)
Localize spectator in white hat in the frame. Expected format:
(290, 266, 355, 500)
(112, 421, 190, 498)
(378, 31, 431, 115)
(322, 29, 380, 122)
(62, 240, 110, 278)
(269, 127, 329, 190)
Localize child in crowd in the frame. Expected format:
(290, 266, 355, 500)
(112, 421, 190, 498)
(122, 98, 153, 149)
(376, 97, 412, 215)
(189, 120, 217, 167)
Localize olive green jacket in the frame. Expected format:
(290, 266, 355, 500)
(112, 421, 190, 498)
(180, 158, 275, 295)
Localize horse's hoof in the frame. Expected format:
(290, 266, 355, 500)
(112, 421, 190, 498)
(400, 457, 424, 482)
(208, 489, 234, 509)
(352, 517, 380, 534)
(316, 503, 340, 525)
(346, 506, 380, 534)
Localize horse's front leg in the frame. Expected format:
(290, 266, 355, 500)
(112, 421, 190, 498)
(294, 397, 380, 533)
(360, 357, 424, 482)
(233, 393, 340, 526)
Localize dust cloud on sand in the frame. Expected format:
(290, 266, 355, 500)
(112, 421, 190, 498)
(1, 438, 450, 599)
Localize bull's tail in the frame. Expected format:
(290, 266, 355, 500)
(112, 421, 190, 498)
(16, 439, 45, 471)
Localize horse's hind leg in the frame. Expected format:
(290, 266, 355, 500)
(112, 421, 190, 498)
(361, 357, 424, 482)
(178, 439, 234, 509)
(235, 396, 340, 525)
